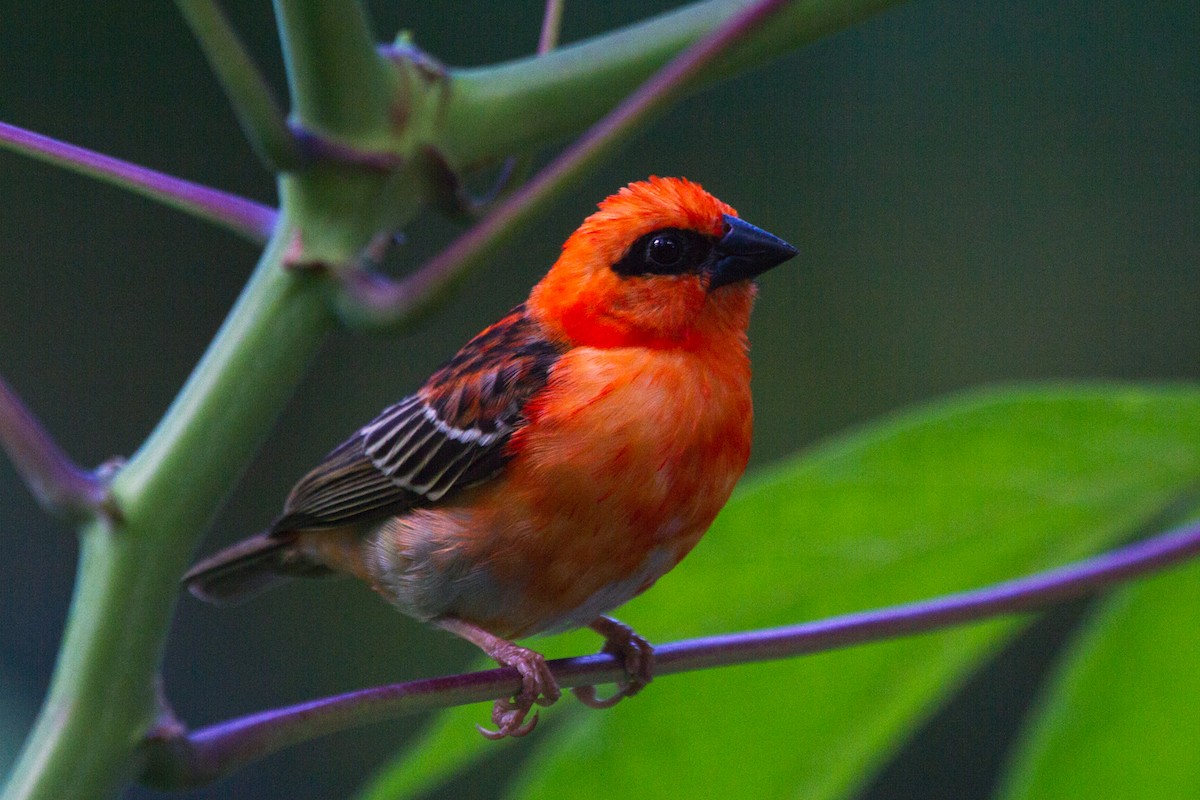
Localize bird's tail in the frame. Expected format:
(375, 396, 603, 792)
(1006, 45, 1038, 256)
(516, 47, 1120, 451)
(183, 533, 323, 606)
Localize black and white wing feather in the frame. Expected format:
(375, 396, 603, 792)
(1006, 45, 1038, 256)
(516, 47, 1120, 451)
(360, 394, 512, 500)
(270, 304, 563, 534)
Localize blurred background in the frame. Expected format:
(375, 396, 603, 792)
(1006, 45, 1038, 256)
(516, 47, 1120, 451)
(0, 0, 1196, 797)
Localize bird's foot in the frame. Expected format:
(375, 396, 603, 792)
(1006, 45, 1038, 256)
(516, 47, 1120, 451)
(475, 640, 561, 739)
(572, 616, 655, 710)
(435, 616, 561, 740)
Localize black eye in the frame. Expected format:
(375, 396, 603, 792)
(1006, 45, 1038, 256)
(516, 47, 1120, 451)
(611, 227, 714, 277)
(647, 233, 683, 267)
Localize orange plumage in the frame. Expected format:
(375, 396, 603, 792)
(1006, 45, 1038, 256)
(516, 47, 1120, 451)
(184, 177, 796, 737)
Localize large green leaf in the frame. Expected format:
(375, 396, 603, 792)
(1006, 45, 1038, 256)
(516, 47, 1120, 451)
(997, 557, 1200, 798)
(359, 384, 1200, 800)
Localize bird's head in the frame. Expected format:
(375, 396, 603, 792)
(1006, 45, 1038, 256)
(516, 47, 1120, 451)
(528, 177, 797, 350)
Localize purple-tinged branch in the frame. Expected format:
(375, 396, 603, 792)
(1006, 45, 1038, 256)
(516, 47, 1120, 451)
(139, 518, 1200, 789)
(0, 372, 116, 522)
(0, 121, 276, 243)
(289, 126, 407, 172)
(336, 0, 798, 328)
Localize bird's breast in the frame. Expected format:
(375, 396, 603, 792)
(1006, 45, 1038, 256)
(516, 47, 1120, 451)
(512, 344, 754, 532)
(366, 345, 754, 638)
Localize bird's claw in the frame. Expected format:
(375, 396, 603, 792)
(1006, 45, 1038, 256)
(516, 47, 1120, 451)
(475, 642, 561, 740)
(572, 617, 655, 710)
(477, 699, 540, 739)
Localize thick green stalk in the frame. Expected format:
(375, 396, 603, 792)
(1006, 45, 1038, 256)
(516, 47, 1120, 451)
(269, 0, 425, 265)
(1, 220, 333, 800)
(272, 0, 392, 137)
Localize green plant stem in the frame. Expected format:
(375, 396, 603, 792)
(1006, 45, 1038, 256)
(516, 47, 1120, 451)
(175, 0, 302, 170)
(273, 0, 392, 137)
(269, 0, 432, 266)
(0, 219, 333, 800)
(440, 0, 905, 166)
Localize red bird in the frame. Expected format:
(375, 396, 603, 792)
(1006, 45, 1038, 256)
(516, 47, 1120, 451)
(185, 177, 797, 737)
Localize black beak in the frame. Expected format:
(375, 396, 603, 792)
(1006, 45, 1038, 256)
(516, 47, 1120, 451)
(708, 214, 798, 290)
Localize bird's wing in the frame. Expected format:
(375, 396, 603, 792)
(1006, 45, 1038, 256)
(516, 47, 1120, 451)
(272, 304, 564, 533)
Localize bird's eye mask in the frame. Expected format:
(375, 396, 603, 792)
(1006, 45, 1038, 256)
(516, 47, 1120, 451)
(610, 227, 716, 278)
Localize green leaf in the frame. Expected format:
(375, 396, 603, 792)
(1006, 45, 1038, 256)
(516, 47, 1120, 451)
(997, 558, 1200, 799)
(359, 384, 1200, 800)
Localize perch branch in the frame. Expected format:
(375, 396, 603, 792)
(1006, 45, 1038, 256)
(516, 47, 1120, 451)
(139, 517, 1200, 789)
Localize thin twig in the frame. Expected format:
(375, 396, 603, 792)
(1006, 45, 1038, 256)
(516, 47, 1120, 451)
(538, 0, 565, 54)
(139, 517, 1200, 788)
(0, 121, 277, 243)
(337, 0, 797, 327)
(0, 372, 115, 521)
(175, 0, 303, 170)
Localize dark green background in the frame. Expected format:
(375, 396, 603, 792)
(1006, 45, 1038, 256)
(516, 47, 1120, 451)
(1, 1, 1196, 797)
